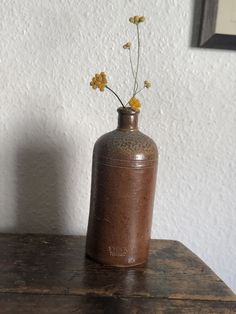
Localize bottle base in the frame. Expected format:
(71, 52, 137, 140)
(85, 252, 147, 268)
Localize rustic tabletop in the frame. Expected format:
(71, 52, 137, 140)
(0, 234, 235, 313)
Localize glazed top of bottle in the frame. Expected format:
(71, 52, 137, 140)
(93, 107, 158, 163)
(117, 107, 139, 131)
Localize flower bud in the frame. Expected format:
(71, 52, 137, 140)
(144, 80, 151, 88)
(139, 16, 145, 22)
(123, 42, 131, 49)
(129, 17, 134, 23)
(134, 16, 139, 24)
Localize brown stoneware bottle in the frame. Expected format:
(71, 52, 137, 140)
(86, 107, 158, 266)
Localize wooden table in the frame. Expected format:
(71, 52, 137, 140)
(0, 234, 235, 313)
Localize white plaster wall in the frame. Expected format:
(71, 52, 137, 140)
(0, 0, 236, 292)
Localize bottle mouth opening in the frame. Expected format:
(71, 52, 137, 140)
(117, 107, 139, 115)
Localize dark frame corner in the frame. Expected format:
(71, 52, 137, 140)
(199, 0, 236, 50)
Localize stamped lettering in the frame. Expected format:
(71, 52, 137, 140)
(108, 246, 128, 256)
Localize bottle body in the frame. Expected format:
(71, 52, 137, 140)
(86, 108, 158, 266)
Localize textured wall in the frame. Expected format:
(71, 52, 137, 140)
(0, 0, 235, 292)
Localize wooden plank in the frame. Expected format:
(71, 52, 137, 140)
(0, 234, 235, 302)
(0, 294, 236, 314)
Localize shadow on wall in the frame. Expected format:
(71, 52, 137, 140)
(15, 141, 66, 234)
(191, 0, 205, 47)
(0, 94, 87, 235)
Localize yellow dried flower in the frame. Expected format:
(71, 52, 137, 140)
(128, 97, 141, 112)
(129, 15, 145, 24)
(123, 42, 131, 49)
(90, 72, 107, 91)
(144, 80, 151, 88)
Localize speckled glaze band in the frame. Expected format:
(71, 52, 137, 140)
(86, 107, 158, 267)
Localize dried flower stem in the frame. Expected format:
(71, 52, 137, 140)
(134, 87, 145, 96)
(133, 24, 140, 96)
(129, 49, 138, 92)
(105, 86, 125, 108)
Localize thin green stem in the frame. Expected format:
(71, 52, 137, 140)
(134, 86, 145, 96)
(105, 86, 125, 108)
(129, 49, 138, 92)
(133, 24, 140, 96)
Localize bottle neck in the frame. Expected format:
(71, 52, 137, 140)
(117, 107, 139, 131)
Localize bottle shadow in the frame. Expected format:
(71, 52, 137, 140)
(15, 141, 66, 234)
(8, 99, 88, 235)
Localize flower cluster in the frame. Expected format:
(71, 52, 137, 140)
(90, 16, 152, 112)
(90, 72, 107, 92)
(128, 97, 141, 112)
(144, 80, 151, 88)
(129, 16, 145, 24)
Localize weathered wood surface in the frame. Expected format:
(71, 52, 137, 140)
(1, 295, 236, 314)
(0, 234, 235, 313)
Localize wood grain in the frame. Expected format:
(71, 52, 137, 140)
(0, 294, 236, 314)
(0, 234, 235, 313)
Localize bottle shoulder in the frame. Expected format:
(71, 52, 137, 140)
(94, 129, 158, 161)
